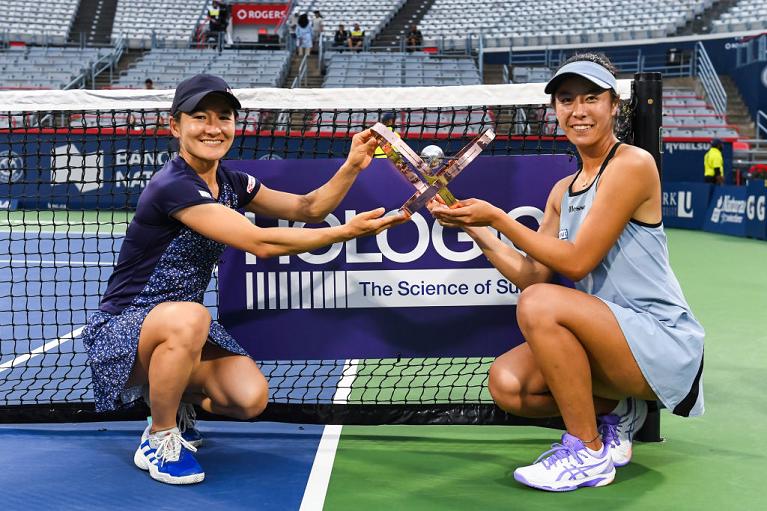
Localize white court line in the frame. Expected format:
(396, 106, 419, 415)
(0, 327, 84, 374)
(0, 259, 114, 267)
(299, 359, 359, 511)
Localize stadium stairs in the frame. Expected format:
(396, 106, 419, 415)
(482, 63, 506, 84)
(675, 0, 741, 36)
(721, 75, 756, 139)
(283, 52, 323, 88)
(371, 0, 436, 51)
(68, 0, 118, 47)
(95, 49, 147, 89)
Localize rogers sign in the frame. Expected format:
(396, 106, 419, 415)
(232, 4, 289, 25)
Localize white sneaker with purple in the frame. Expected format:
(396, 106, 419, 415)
(513, 433, 615, 492)
(598, 397, 648, 467)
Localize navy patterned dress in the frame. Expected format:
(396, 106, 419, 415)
(82, 156, 261, 411)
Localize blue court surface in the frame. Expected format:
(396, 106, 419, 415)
(0, 421, 325, 510)
(0, 228, 346, 510)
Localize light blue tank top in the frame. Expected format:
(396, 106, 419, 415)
(559, 143, 705, 417)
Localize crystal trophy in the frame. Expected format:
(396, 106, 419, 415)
(370, 122, 496, 215)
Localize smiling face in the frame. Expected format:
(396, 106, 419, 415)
(170, 93, 236, 172)
(552, 75, 619, 149)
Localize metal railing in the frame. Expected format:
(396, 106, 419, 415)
(758, 110, 767, 140)
(88, 36, 126, 88)
(693, 41, 727, 116)
(290, 53, 310, 88)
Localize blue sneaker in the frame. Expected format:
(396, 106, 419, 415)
(513, 433, 615, 492)
(178, 402, 203, 448)
(598, 397, 648, 467)
(133, 425, 205, 485)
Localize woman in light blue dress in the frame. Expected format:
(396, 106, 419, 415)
(296, 13, 313, 57)
(432, 53, 704, 492)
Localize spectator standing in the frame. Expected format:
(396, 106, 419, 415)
(312, 10, 324, 53)
(288, 12, 299, 47)
(296, 14, 313, 58)
(704, 138, 724, 185)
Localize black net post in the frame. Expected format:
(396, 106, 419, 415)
(632, 72, 663, 178)
(631, 72, 664, 443)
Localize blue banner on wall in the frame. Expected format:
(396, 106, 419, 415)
(662, 141, 733, 183)
(745, 181, 767, 240)
(217, 155, 576, 360)
(662, 182, 712, 229)
(703, 185, 748, 237)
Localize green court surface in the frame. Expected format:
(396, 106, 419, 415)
(324, 229, 767, 510)
(0, 210, 133, 233)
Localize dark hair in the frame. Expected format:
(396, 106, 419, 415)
(560, 52, 618, 77)
(298, 13, 309, 28)
(551, 52, 620, 103)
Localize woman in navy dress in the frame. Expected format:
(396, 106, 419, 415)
(82, 74, 406, 484)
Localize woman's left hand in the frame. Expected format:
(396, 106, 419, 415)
(345, 129, 379, 173)
(431, 198, 502, 227)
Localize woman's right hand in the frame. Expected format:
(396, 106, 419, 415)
(343, 208, 410, 239)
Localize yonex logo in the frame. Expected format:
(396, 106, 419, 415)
(0, 150, 24, 184)
(568, 204, 585, 213)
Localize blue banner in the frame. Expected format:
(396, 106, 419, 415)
(217, 155, 577, 360)
(745, 181, 767, 240)
(662, 182, 712, 229)
(703, 185, 748, 237)
(662, 141, 733, 183)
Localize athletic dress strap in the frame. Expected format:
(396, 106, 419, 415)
(567, 142, 622, 196)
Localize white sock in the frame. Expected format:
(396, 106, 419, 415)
(148, 426, 179, 448)
(585, 445, 603, 456)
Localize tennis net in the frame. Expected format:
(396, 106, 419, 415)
(0, 78, 660, 431)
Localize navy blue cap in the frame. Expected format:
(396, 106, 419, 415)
(544, 61, 618, 95)
(711, 138, 723, 148)
(381, 112, 396, 123)
(171, 74, 241, 115)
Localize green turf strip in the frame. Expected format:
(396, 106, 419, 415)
(325, 229, 767, 510)
(0, 210, 133, 234)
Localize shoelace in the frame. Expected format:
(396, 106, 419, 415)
(536, 442, 585, 469)
(154, 430, 197, 466)
(177, 403, 197, 435)
(598, 421, 620, 447)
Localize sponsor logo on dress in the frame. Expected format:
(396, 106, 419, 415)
(199, 190, 212, 199)
(558, 228, 568, 239)
(246, 175, 256, 194)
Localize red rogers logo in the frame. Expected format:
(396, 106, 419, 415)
(232, 4, 289, 25)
